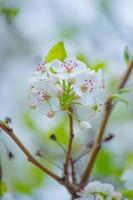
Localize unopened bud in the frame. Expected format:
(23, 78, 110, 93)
(5, 117, 12, 124)
(47, 111, 55, 118)
(36, 150, 42, 157)
(49, 134, 57, 141)
(8, 151, 14, 159)
(79, 121, 92, 129)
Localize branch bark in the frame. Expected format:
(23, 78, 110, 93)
(0, 122, 63, 184)
(70, 159, 77, 183)
(80, 60, 133, 188)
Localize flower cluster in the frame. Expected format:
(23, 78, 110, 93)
(28, 57, 105, 127)
(76, 181, 121, 200)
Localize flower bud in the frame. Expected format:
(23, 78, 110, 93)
(79, 121, 92, 129)
(47, 111, 55, 118)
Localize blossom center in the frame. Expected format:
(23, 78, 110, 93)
(80, 79, 93, 93)
(42, 91, 51, 101)
(37, 90, 51, 102)
(36, 62, 46, 73)
(62, 60, 78, 73)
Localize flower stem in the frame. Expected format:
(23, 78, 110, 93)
(80, 60, 133, 188)
(64, 108, 74, 181)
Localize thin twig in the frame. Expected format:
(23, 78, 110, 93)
(73, 134, 114, 164)
(64, 108, 74, 181)
(36, 150, 63, 170)
(57, 141, 77, 183)
(50, 134, 77, 183)
(73, 149, 91, 164)
(0, 122, 63, 184)
(80, 60, 133, 187)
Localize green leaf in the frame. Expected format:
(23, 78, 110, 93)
(110, 93, 129, 106)
(45, 41, 67, 63)
(121, 190, 133, 198)
(124, 46, 130, 64)
(90, 62, 106, 72)
(117, 88, 131, 94)
(0, 181, 8, 196)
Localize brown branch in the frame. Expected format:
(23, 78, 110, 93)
(80, 60, 133, 188)
(0, 122, 80, 198)
(64, 108, 74, 181)
(0, 122, 63, 184)
(73, 134, 114, 164)
(50, 133, 77, 183)
(36, 150, 63, 170)
(73, 149, 91, 164)
(70, 159, 77, 183)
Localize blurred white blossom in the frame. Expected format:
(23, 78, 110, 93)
(2, 192, 15, 200)
(76, 181, 121, 200)
(121, 169, 133, 190)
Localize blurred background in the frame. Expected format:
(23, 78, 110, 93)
(0, 0, 133, 199)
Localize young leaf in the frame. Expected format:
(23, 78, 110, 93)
(110, 93, 128, 106)
(117, 88, 131, 94)
(124, 46, 130, 64)
(90, 62, 106, 72)
(45, 41, 67, 63)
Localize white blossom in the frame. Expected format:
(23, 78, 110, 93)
(28, 75, 60, 116)
(121, 169, 133, 190)
(74, 70, 105, 105)
(76, 181, 121, 200)
(51, 57, 87, 80)
(28, 57, 105, 121)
